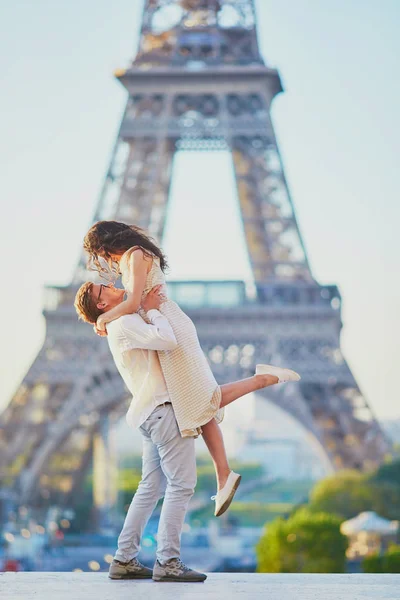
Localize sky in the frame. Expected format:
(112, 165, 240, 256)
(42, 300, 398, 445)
(0, 0, 399, 422)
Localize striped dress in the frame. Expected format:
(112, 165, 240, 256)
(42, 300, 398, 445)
(120, 248, 224, 438)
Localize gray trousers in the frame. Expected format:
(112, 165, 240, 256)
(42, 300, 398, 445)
(114, 403, 197, 564)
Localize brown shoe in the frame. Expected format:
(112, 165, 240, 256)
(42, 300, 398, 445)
(108, 557, 153, 579)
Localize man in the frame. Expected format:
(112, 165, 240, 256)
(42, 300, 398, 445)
(74, 281, 206, 583)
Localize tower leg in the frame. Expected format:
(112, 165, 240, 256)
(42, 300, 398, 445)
(230, 135, 311, 282)
(106, 134, 175, 242)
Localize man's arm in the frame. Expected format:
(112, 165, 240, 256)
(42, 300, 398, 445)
(119, 310, 177, 351)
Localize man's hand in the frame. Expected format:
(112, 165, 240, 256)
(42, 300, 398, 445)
(142, 284, 167, 313)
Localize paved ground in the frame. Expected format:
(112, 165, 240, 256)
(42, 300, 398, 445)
(1, 572, 400, 600)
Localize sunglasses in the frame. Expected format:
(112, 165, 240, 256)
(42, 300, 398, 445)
(96, 283, 112, 303)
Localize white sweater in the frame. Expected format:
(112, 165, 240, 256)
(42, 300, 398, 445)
(107, 309, 177, 429)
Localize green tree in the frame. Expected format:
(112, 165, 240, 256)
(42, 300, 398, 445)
(308, 461, 400, 522)
(365, 459, 400, 520)
(362, 553, 383, 573)
(368, 458, 400, 486)
(256, 508, 348, 573)
(308, 470, 376, 520)
(366, 482, 400, 521)
(363, 545, 400, 574)
(383, 546, 400, 573)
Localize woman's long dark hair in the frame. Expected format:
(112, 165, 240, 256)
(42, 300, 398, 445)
(83, 221, 169, 275)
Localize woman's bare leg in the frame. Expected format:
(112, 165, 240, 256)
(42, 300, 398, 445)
(202, 374, 279, 490)
(220, 374, 278, 408)
(202, 419, 230, 491)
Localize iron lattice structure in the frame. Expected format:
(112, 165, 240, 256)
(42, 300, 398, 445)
(0, 0, 391, 512)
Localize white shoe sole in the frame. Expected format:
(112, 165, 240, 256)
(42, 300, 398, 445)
(215, 474, 242, 517)
(256, 364, 301, 383)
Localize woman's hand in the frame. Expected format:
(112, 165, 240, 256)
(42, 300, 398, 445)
(142, 284, 167, 312)
(94, 315, 108, 337)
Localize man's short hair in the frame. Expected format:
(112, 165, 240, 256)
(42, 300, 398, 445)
(74, 282, 103, 324)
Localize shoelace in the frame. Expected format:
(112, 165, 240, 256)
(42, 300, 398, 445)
(173, 558, 190, 573)
(129, 558, 146, 568)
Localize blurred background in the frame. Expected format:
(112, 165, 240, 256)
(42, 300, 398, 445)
(0, 0, 399, 575)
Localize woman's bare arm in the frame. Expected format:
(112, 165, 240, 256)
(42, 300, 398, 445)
(95, 249, 150, 331)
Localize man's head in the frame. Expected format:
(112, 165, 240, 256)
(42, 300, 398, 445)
(74, 282, 124, 324)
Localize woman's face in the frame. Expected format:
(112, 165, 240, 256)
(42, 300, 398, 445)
(97, 250, 121, 264)
(108, 252, 122, 263)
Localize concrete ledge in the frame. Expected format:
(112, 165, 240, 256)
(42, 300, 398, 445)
(1, 573, 400, 600)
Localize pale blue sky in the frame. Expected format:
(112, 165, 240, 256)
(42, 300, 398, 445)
(0, 1, 399, 420)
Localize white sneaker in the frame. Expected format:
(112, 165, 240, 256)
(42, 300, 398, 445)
(211, 471, 241, 517)
(256, 364, 301, 383)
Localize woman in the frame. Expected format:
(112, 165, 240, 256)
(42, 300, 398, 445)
(83, 220, 300, 516)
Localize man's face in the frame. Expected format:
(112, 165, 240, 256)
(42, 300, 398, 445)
(91, 283, 124, 312)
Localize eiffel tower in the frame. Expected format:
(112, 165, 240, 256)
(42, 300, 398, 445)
(0, 0, 391, 519)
